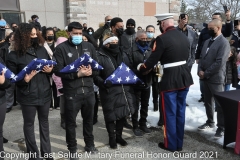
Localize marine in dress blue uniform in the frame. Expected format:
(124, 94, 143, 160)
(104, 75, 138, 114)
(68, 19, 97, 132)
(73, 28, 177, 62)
(138, 13, 193, 152)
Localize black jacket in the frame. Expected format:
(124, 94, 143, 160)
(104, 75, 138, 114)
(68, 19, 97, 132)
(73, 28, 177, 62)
(0, 42, 9, 62)
(196, 21, 233, 59)
(94, 48, 136, 122)
(230, 30, 240, 52)
(225, 60, 238, 87)
(131, 43, 152, 89)
(141, 27, 193, 91)
(7, 47, 52, 106)
(54, 40, 97, 94)
(0, 57, 11, 104)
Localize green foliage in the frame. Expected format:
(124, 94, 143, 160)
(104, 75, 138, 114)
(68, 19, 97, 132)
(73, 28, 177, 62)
(56, 30, 69, 39)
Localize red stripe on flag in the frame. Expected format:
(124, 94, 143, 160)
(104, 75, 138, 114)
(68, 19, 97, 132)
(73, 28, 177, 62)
(161, 92, 168, 148)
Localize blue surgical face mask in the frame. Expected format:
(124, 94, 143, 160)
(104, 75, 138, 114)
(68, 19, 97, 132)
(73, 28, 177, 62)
(89, 31, 92, 35)
(71, 35, 82, 45)
(147, 32, 154, 38)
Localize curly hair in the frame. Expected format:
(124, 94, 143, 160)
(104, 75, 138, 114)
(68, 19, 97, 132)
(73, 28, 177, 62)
(14, 23, 45, 56)
(230, 46, 237, 68)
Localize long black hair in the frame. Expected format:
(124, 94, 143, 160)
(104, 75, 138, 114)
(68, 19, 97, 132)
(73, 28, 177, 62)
(42, 27, 56, 42)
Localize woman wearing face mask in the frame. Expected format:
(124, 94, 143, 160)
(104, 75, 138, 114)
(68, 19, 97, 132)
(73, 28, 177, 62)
(87, 27, 94, 36)
(43, 27, 60, 111)
(94, 33, 136, 149)
(7, 23, 53, 160)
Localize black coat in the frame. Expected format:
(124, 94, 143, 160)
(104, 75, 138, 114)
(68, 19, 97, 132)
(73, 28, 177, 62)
(131, 43, 152, 89)
(140, 27, 193, 91)
(0, 57, 11, 104)
(54, 40, 97, 94)
(7, 46, 52, 106)
(94, 48, 136, 122)
(225, 60, 238, 87)
(230, 30, 240, 52)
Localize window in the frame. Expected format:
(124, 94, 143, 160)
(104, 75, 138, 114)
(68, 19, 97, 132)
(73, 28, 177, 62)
(144, 2, 156, 16)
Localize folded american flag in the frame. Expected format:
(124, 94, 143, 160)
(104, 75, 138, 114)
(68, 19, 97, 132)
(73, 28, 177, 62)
(11, 58, 57, 82)
(60, 53, 103, 73)
(0, 63, 15, 79)
(105, 62, 143, 84)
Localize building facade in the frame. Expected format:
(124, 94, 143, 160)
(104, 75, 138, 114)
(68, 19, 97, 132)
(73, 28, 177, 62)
(0, 0, 180, 34)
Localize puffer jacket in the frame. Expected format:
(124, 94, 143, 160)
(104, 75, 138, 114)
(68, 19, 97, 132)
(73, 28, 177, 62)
(225, 60, 238, 87)
(7, 46, 52, 106)
(0, 57, 11, 104)
(94, 48, 136, 122)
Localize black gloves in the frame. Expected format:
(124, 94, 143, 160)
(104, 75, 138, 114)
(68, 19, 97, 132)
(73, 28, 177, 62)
(104, 22, 110, 29)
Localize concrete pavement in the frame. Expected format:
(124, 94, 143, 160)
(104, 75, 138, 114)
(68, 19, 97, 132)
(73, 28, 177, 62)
(2, 105, 240, 160)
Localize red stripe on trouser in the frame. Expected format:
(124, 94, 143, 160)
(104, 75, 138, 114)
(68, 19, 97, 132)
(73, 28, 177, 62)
(161, 92, 168, 148)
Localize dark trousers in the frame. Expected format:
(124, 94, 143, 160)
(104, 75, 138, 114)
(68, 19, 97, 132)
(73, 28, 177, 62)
(64, 91, 95, 151)
(5, 84, 15, 109)
(0, 102, 6, 160)
(152, 82, 159, 104)
(161, 87, 189, 151)
(200, 80, 205, 99)
(203, 81, 224, 130)
(21, 101, 51, 159)
(50, 81, 60, 108)
(93, 92, 99, 120)
(105, 118, 124, 138)
(132, 88, 151, 128)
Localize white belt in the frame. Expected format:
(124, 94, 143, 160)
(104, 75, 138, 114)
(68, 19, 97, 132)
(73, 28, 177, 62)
(163, 61, 186, 69)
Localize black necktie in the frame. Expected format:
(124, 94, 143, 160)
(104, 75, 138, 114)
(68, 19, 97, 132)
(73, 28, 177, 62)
(207, 39, 214, 48)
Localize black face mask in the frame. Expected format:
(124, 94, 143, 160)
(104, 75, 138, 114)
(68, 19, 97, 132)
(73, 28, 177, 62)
(159, 25, 164, 33)
(208, 29, 216, 38)
(31, 37, 39, 46)
(138, 40, 147, 47)
(116, 28, 124, 36)
(47, 36, 54, 41)
(109, 44, 119, 49)
(126, 27, 135, 35)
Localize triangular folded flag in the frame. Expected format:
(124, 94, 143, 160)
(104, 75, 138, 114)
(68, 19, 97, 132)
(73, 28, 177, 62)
(60, 53, 103, 73)
(0, 63, 15, 79)
(105, 62, 143, 84)
(12, 58, 57, 82)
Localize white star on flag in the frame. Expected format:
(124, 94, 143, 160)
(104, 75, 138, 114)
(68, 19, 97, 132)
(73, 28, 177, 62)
(13, 76, 18, 81)
(95, 63, 99, 68)
(43, 59, 48, 63)
(10, 73, 15, 79)
(133, 75, 137, 81)
(2, 67, 8, 73)
(36, 63, 42, 69)
(111, 73, 115, 78)
(69, 64, 75, 70)
(105, 62, 143, 85)
(80, 56, 85, 62)
(126, 67, 130, 72)
(117, 77, 122, 83)
(23, 66, 28, 71)
(88, 57, 93, 63)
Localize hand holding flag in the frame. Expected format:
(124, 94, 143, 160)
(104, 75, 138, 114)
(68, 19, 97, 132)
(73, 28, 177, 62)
(12, 58, 57, 83)
(77, 64, 92, 77)
(0, 63, 15, 80)
(0, 71, 5, 85)
(60, 54, 103, 73)
(105, 62, 143, 85)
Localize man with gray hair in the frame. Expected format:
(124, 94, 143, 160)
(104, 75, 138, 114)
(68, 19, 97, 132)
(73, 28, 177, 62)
(198, 19, 230, 138)
(130, 29, 152, 137)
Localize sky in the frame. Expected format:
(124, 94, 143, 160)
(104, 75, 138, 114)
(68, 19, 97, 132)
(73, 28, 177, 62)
(147, 63, 235, 149)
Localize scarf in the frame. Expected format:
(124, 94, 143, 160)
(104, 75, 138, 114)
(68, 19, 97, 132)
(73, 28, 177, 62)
(136, 42, 149, 54)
